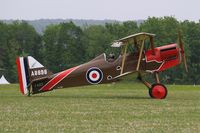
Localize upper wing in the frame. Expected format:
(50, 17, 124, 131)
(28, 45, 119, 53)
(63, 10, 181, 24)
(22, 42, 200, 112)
(111, 32, 155, 48)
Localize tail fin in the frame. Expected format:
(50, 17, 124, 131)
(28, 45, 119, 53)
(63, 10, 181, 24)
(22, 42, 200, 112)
(16, 56, 53, 95)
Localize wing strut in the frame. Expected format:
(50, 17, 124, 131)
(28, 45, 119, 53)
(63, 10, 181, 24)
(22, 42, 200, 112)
(136, 39, 145, 71)
(120, 44, 128, 74)
(150, 37, 155, 55)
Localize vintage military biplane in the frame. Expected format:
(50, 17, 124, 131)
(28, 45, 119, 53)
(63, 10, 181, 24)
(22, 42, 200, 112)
(16, 32, 188, 99)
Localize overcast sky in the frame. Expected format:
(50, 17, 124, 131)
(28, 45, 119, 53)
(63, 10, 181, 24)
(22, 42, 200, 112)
(0, 0, 199, 21)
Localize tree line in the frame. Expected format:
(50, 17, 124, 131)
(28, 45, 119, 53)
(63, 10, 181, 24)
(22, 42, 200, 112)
(0, 17, 199, 84)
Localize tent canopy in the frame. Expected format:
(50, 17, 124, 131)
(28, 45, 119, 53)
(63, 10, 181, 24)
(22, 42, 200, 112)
(0, 75, 10, 84)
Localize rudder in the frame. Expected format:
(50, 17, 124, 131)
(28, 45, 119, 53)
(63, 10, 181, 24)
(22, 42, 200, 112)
(16, 56, 53, 95)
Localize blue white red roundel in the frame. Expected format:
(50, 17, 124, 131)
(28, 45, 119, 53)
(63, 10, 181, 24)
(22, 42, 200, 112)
(86, 67, 103, 84)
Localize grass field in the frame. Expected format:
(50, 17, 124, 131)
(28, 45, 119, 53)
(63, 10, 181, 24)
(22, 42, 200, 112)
(0, 82, 200, 133)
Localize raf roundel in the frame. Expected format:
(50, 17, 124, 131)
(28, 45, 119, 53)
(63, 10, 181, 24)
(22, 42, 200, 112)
(86, 67, 103, 84)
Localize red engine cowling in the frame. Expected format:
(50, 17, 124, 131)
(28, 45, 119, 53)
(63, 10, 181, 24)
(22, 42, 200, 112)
(159, 44, 179, 60)
(145, 43, 181, 72)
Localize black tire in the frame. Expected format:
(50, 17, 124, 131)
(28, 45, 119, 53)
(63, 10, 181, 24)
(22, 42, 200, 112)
(149, 83, 167, 99)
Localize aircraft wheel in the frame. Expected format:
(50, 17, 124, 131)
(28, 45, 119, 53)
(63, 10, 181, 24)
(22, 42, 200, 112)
(149, 84, 167, 99)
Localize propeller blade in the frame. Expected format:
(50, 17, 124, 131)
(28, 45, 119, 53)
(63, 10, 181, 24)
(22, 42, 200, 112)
(178, 31, 188, 72)
(178, 31, 184, 50)
(182, 54, 188, 72)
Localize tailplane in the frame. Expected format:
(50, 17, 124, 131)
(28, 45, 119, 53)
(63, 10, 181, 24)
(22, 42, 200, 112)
(16, 56, 53, 95)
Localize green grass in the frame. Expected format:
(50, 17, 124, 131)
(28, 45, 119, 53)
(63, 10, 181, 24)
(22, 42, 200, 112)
(0, 83, 200, 133)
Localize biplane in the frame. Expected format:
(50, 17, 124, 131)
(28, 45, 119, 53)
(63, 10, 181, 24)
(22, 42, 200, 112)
(16, 32, 188, 99)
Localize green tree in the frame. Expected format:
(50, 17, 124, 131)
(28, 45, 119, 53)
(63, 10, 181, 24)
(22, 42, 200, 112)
(43, 24, 60, 72)
(82, 25, 113, 60)
(180, 21, 200, 84)
(105, 21, 139, 39)
(0, 21, 42, 82)
(0, 22, 8, 69)
(140, 17, 179, 46)
(43, 22, 84, 72)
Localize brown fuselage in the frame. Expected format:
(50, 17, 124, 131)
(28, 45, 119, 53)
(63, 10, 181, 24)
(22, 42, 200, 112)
(31, 51, 166, 94)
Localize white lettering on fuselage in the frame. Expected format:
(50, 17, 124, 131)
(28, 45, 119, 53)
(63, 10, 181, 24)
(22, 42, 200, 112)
(31, 69, 47, 76)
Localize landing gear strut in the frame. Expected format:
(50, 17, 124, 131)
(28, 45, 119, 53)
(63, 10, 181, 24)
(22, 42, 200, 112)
(138, 72, 168, 99)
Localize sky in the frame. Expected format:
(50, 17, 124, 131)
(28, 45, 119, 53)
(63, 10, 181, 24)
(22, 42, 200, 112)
(0, 0, 199, 21)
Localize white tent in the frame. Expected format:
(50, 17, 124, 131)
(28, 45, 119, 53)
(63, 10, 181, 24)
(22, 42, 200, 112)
(0, 75, 10, 84)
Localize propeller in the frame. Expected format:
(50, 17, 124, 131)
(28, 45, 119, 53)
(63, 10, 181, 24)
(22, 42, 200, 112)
(178, 31, 188, 72)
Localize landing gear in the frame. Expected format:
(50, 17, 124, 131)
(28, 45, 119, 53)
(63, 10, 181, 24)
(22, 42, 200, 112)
(137, 72, 168, 99)
(149, 84, 167, 99)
